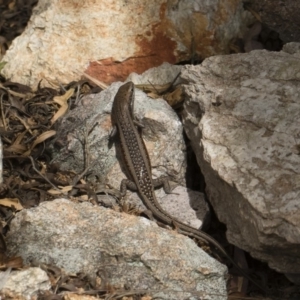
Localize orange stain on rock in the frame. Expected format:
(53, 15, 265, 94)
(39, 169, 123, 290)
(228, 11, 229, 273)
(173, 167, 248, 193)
(85, 3, 178, 84)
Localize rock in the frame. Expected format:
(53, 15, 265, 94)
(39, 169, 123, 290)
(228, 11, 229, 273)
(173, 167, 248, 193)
(51, 80, 186, 194)
(50, 71, 209, 227)
(127, 62, 182, 85)
(181, 44, 300, 279)
(0, 267, 50, 300)
(157, 186, 209, 229)
(1, 0, 254, 88)
(247, 0, 300, 43)
(54, 82, 186, 181)
(282, 42, 300, 55)
(6, 199, 228, 300)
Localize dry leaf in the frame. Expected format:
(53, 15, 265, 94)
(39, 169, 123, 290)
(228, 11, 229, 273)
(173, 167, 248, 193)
(8, 0, 16, 10)
(0, 256, 23, 269)
(40, 161, 47, 175)
(22, 130, 56, 156)
(5, 143, 27, 154)
(0, 82, 33, 98)
(58, 186, 73, 193)
(0, 198, 23, 210)
(31, 130, 56, 149)
(51, 88, 75, 125)
(48, 185, 72, 196)
(163, 86, 183, 107)
(136, 83, 172, 94)
(79, 195, 89, 201)
(47, 189, 64, 195)
(12, 112, 33, 135)
(147, 92, 161, 99)
(5, 131, 27, 154)
(53, 88, 75, 106)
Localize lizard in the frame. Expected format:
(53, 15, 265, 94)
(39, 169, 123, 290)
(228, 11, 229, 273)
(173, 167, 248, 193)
(110, 81, 266, 292)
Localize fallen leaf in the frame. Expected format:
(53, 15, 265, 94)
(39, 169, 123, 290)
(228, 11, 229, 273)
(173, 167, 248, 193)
(58, 185, 73, 193)
(47, 186, 72, 195)
(47, 189, 64, 195)
(22, 130, 56, 156)
(31, 130, 56, 150)
(51, 88, 75, 125)
(163, 86, 183, 107)
(47, 185, 73, 195)
(0, 198, 23, 210)
(0, 82, 33, 98)
(79, 195, 89, 201)
(0, 256, 23, 269)
(136, 83, 172, 94)
(5, 131, 27, 154)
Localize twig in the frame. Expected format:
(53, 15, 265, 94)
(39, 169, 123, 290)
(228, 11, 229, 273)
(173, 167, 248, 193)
(81, 72, 108, 90)
(74, 82, 81, 106)
(71, 123, 91, 186)
(29, 156, 62, 192)
(0, 93, 7, 131)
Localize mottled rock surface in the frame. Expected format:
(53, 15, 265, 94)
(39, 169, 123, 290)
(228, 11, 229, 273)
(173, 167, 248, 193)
(6, 199, 227, 300)
(181, 43, 300, 279)
(1, 0, 254, 88)
(50, 79, 186, 195)
(50, 64, 208, 242)
(0, 268, 50, 300)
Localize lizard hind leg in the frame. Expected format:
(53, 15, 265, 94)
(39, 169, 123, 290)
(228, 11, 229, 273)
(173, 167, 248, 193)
(152, 176, 178, 195)
(118, 179, 139, 213)
(120, 179, 157, 222)
(120, 179, 137, 197)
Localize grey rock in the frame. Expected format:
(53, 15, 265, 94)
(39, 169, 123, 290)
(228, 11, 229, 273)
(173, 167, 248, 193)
(127, 62, 182, 85)
(6, 199, 227, 300)
(50, 79, 207, 227)
(0, 267, 50, 300)
(51, 81, 186, 188)
(181, 45, 300, 279)
(156, 186, 208, 230)
(282, 42, 300, 55)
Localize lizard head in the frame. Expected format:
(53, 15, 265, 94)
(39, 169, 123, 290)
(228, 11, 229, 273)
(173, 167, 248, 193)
(114, 81, 135, 114)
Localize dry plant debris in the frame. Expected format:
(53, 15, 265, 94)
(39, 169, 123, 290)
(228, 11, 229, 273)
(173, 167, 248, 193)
(0, 0, 38, 61)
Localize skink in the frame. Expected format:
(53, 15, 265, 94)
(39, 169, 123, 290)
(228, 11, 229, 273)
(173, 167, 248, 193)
(110, 81, 265, 292)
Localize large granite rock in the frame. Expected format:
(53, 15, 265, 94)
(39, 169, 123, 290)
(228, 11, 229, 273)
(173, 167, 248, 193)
(1, 0, 254, 88)
(181, 43, 300, 282)
(6, 199, 227, 300)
